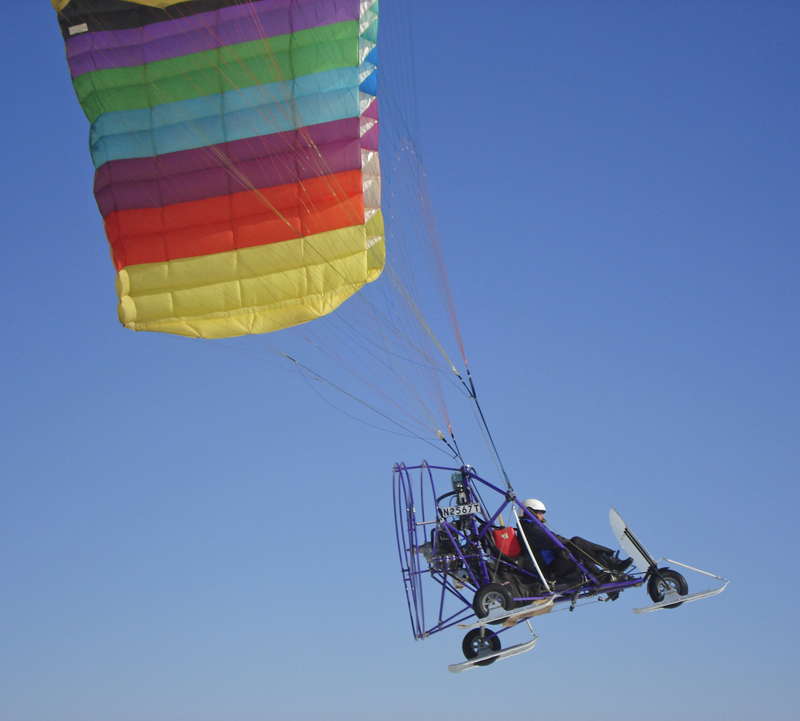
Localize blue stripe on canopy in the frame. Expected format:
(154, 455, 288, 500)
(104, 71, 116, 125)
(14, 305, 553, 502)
(90, 67, 363, 167)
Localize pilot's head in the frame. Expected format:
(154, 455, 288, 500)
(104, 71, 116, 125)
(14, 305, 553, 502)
(523, 498, 546, 522)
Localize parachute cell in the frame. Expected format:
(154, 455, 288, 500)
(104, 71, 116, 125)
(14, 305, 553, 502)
(53, 0, 384, 338)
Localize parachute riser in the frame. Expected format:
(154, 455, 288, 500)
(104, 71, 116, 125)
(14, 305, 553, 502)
(450, 367, 514, 493)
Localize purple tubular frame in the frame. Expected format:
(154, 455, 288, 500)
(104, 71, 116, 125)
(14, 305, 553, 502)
(392, 462, 647, 641)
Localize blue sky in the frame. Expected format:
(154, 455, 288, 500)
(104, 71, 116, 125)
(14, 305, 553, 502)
(2, 2, 798, 720)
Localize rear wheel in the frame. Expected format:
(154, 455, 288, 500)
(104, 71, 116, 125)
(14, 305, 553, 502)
(462, 628, 501, 666)
(473, 583, 513, 619)
(647, 568, 688, 609)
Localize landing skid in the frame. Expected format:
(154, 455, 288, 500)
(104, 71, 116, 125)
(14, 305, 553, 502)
(633, 557, 729, 613)
(610, 509, 729, 613)
(448, 635, 539, 673)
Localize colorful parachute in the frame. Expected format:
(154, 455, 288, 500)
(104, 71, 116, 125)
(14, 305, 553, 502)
(52, 0, 384, 338)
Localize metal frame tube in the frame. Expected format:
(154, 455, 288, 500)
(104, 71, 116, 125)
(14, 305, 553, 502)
(513, 506, 553, 591)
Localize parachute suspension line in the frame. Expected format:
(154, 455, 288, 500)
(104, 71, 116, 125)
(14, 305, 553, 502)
(436, 424, 466, 466)
(309, 324, 440, 436)
(405, 140, 468, 370)
(353, 262, 464, 435)
(297, 332, 441, 435)
(448, 425, 465, 465)
(387, 266, 460, 375)
(297, 282, 464, 443)
(294, 362, 442, 448)
(327, 308, 460, 380)
(382, 5, 469, 424)
(435, 430, 463, 465)
(276, 351, 454, 460)
(468, 399, 507, 496)
(450, 367, 514, 493)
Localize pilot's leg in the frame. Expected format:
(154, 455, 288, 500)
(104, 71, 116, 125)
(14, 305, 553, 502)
(569, 537, 615, 568)
(570, 537, 631, 572)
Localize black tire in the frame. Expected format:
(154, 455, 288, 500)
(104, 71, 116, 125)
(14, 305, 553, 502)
(647, 568, 689, 609)
(472, 583, 512, 619)
(462, 628, 502, 666)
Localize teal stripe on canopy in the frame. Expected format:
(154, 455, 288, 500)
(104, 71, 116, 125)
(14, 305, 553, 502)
(90, 67, 371, 167)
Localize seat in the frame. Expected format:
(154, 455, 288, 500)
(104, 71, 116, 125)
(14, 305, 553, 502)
(491, 527, 522, 558)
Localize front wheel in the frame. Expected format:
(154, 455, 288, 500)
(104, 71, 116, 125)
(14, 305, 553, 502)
(647, 568, 688, 609)
(473, 583, 513, 619)
(462, 628, 501, 666)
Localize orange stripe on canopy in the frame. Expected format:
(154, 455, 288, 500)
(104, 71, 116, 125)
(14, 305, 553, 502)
(104, 170, 366, 270)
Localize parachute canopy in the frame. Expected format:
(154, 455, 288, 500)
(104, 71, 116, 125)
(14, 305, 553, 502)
(53, 0, 384, 338)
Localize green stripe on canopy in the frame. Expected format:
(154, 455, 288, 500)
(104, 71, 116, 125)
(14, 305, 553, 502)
(73, 20, 358, 123)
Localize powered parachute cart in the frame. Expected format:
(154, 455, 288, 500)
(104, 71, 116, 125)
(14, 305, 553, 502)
(393, 462, 729, 673)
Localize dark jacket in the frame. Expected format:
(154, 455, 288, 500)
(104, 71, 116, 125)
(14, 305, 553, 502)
(519, 518, 561, 552)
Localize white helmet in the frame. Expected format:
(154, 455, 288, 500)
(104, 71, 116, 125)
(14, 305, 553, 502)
(523, 498, 546, 513)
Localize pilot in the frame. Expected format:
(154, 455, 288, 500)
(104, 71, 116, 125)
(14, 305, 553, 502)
(519, 498, 632, 581)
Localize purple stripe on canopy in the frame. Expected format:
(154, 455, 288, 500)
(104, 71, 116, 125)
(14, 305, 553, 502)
(94, 117, 369, 216)
(66, 0, 359, 77)
(364, 98, 378, 120)
(360, 99, 379, 150)
(361, 124, 378, 152)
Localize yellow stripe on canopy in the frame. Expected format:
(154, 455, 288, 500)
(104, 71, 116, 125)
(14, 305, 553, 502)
(116, 213, 385, 338)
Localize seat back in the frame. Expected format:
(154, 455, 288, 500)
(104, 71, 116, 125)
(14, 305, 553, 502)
(492, 527, 522, 558)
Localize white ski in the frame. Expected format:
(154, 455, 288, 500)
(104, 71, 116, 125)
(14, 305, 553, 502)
(610, 509, 729, 613)
(633, 558, 729, 613)
(447, 636, 539, 673)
